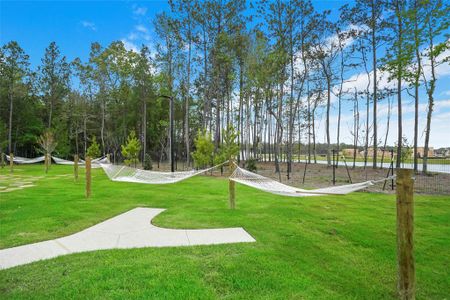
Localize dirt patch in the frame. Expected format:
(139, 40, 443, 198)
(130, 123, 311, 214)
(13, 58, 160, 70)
(247, 161, 450, 195)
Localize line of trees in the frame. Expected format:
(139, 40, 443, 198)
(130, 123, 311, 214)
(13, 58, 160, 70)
(0, 0, 448, 174)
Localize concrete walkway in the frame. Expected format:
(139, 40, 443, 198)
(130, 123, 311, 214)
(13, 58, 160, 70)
(0, 207, 255, 270)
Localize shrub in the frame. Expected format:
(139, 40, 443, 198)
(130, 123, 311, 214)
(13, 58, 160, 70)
(245, 158, 257, 172)
(86, 136, 101, 158)
(121, 130, 141, 167)
(192, 130, 214, 169)
(143, 153, 153, 170)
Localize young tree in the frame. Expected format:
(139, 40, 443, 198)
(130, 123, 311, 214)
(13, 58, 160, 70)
(38, 130, 57, 173)
(133, 46, 154, 166)
(311, 11, 339, 166)
(191, 130, 214, 169)
(121, 130, 141, 167)
(347, 0, 387, 168)
(215, 124, 240, 164)
(421, 0, 450, 173)
(383, 0, 408, 168)
(403, 0, 425, 172)
(86, 136, 101, 158)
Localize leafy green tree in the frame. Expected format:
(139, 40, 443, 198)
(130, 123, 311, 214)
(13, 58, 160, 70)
(215, 125, 239, 164)
(421, 0, 450, 173)
(86, 136, 101, 158)
(192, 130, 214, 169)
(0, 41, 30, 154)
(121, 130, 141, 167)
(38, 42, 70, 129)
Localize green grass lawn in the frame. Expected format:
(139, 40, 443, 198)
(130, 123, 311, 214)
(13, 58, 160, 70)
(0, 165, 449, 299)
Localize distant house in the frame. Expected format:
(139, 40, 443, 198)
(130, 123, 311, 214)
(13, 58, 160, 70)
(342, 148, 394, 159)
(416, 147, 434, 158)
(367, 147, 393, 159)
(434, 148, 450, 157)
(342, 148, 358, 158)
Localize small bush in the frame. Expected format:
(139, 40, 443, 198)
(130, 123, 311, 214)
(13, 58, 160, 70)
(86, 136, 101, 158)
(245, 158, 257, 172)
(143, 153, 153, 170)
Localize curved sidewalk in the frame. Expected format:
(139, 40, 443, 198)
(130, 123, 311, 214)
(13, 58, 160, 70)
(0, 207, 255, 270)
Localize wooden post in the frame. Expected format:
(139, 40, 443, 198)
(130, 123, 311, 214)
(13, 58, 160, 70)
(229, 160, 236, 209)
(45, 153, 50, 173)
(9, 153, 14, 173)
(74, 154, 79, 181)
(396, 168, 415, 300)
(85, 157, 91, 198)
(332, 149, 336, 185)
(1, 152, 4, 168)
(107, 153, 111, 163)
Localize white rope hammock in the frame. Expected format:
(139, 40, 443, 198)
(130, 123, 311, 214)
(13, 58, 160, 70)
(52, 156, 86, 165)
(230, 166, 395, 197)
(6, 155, 108, 168)
(100, 161, 228, 185)
(5, 155, 45, 164)
(52, 156, 108, 168)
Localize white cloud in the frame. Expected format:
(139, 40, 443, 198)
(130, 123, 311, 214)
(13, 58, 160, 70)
(135, 25, 148, 33)
(128, 32, 138, 41)
(133, 6, 147, 16)
(121, 39, 138, 53)
(81, 21, 96, 31)
(338, 39, 450, 97)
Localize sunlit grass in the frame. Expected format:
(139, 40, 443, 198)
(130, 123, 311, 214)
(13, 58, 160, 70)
(0, 164, 449, 299)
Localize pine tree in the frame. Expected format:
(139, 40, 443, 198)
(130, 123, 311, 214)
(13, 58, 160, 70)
(192, 130, 214, 169)
(86, 136, 101, 158)
(215, 125, 240, 164)
(121, 130, 141, 167)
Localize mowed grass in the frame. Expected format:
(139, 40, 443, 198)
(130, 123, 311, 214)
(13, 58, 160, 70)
(0, 165, 449, 299)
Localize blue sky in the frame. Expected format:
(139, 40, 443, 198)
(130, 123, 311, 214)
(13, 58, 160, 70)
(1, 0, 168, 67)
(1, 0, 449, 148)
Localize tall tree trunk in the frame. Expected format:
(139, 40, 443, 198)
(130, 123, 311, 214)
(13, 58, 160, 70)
(413, 0, 422, 173)
(395, 0, 403, 168)
(423, 26, 436, 174)
(238, 65, 244, 162)
(142, 94, 147, 165)
(381, 95, 392, 168)
(185, 21, 192, 166)
(326, 76, 331, 166)
(353, 89, 359, 168)
(8, 85, 13, 154)
(371, 0, 378, 168)
(364, 91, 370, 168)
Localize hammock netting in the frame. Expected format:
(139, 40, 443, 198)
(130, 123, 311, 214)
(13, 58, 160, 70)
(99, 162, 226, 185)
(6, 155, 109, 168)
(229, 166, 394, 197)
(5, 155, 46, 164)
(4, 154, 393, 194)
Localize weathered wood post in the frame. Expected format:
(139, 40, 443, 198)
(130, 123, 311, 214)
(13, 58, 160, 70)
(1, 152, 5, 168)
(107, 153, 111, 163)
(229, 160, 236, 209)
(44, 153, 50, 173)
(85, 157, 91, 198)
(74, 154, 79, 181)
(396, 168, 415, 300)
(9, 153, 14, 173)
